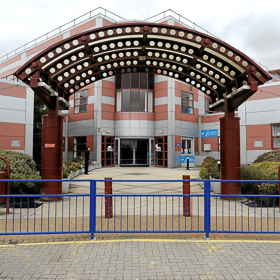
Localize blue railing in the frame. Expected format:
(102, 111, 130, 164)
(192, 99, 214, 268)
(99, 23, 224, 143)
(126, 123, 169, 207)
(1, 179, 280, 239)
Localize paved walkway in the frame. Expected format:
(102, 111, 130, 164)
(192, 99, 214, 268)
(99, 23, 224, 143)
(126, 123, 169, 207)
(1, 167, 280, 279)
(1, 238, 280, 279)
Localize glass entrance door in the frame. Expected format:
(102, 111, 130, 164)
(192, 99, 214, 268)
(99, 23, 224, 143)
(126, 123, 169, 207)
(120, 139, 148, 166)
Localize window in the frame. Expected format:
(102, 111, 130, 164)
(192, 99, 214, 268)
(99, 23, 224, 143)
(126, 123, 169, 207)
(115, 73, 154, 112)
(272, 124, 280, 148)
(205, 98, 212, 114)
(74, 90, 87, 113)
(181, 91, 193, 114)
(74, 136, 87, 158)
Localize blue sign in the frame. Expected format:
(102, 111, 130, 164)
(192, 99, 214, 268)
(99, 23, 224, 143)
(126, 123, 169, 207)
(175, 143, 181, 146)
(201, 129, 218, 138)
(181, 156, 195, 163)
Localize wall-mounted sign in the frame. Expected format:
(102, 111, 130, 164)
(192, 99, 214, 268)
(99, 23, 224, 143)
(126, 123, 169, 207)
(11, 140, 20, 147)
(181, 156, 195, 163)
(45, 144, 55, 147)
(254, 141, 263, 148)
(201, 129, 218, 138)
(107, 145, 113, 151)
(175, 143, 181, 146)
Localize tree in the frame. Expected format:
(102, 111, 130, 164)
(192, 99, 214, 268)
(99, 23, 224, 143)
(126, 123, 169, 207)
(33, 94, 47, 167)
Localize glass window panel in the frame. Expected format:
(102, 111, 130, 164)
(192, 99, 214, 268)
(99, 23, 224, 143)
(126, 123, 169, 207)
(74, 107, 79, 113)
(140, 90, 146, 112)
(116, 74, 121, 89)
(273, 138, 280, 148)
(182, 91, 193, 100)
(79, 90, 87, 97)
(122, 89, 130, 111)
(75, 99, 80, 106)
(116, 90, 122, 112)
(131, 73, 139, 88)
(148, 74, 154, 90)
(80, 98, 87, 105)
(75, 92, 80, 99)
(148, 91, 153, 112)
(123, 73, 130, 88)
(273, 125, 280, 136)
(140, 73, 147, 89)
(79, 105, 87, 113)
(131, 89, 139, 112)
(182, 99, 192, 106)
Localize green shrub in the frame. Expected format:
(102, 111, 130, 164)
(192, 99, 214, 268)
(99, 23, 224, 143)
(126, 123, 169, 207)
(0, 150, 41, 194)
(240, 164, 263, 194)
(241, 161, 280, 206)
(199, 156, 220, 179)
(252, 162, 280, 206)
(254, 150, 280, 163)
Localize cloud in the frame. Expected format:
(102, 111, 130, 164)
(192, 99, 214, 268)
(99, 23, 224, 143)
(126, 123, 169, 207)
(0, 0, 279, 70)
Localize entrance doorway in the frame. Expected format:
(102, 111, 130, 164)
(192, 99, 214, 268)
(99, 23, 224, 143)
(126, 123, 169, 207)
(120, 139, 148, 166)
(181, 137, 194, 168)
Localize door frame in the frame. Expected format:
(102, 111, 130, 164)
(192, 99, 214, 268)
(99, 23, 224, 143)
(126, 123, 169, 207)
(119, 138, 149, 166)
(181, 136, 195, 167)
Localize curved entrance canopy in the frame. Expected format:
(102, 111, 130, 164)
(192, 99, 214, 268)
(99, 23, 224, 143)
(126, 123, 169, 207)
(15, 22, 271, 111)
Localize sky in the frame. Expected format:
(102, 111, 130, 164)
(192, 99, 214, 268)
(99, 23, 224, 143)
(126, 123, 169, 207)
(1, 0, 279, 70)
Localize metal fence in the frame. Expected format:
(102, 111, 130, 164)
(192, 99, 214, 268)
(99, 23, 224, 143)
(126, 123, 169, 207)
(1, 179, 280, 239)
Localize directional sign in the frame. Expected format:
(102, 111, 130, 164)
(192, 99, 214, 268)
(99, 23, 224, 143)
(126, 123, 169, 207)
(201, 129, 218, 138)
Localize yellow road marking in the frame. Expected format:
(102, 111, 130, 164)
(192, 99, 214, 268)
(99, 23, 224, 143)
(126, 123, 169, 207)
(0, 239, 280, 247)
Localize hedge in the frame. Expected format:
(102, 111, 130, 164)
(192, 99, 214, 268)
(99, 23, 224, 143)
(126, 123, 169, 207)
(0, 150, 41, 194)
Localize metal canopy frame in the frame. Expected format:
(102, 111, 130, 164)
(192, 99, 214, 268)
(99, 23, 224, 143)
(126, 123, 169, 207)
(15, 22, 271, 112)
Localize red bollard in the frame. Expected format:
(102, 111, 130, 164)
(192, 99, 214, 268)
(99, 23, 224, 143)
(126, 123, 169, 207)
(0, 172, 6, 203)
(105, 177, 113, 219)
(183, 175, 191, 217)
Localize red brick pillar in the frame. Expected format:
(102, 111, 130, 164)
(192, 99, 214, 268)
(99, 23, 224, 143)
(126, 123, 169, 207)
(41, 110, 63, 197)
(183, 175, 191, 217)
(105, 178, 113, 219)
(220, 111, 241, 195)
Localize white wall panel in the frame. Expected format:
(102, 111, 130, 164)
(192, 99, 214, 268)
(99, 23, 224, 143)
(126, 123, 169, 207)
(155, 96, 168, 106)
(102, 96, 114, 105)
(198, 92, 205, 115)
(0, 95, 26, 111)
(25, 88, 34, 125)
(0, 109, 25, 124)
(246, 98, 280, 113)
(25, 124, 33, 156)
(246, 111, 280, 125)
(0, 60, 21, 74)
(201, 122, 220, 133)
(63, 31, 71, 39)
(88, 95, 95, 104)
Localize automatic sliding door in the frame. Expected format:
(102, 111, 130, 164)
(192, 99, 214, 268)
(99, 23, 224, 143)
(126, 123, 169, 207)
(120, 139, 148, 166)
(135, 140, 148, 165)
(120, 140, 134, 165)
